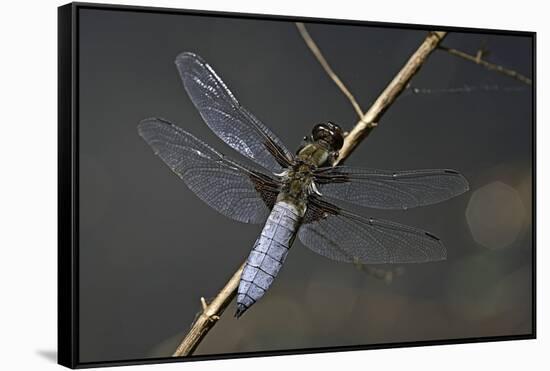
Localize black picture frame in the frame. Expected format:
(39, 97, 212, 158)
(58, 2, 536, 368)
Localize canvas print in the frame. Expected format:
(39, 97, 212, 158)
(58, 3, 535, 368)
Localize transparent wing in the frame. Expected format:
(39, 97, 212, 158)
(298, 197, 446, 264)
(138, 118, 281, 224)
(314, 167, 469, 210)
(175, 52, 294, 172)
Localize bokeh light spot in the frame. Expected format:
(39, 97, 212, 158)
(466, 181, 526, 249)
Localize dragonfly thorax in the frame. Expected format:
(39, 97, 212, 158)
(297, 142, 330, 167)
(275, 161, 316, 217)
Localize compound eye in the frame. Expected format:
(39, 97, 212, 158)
(312, 124, 327, 140)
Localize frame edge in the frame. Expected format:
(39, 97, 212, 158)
(58, 2, 78, 369)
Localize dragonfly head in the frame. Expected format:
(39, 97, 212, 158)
(312, 122, 344, 152)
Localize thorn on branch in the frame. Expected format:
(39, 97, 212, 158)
(206, 314, 220, 323)
(200, 297, 221, 323)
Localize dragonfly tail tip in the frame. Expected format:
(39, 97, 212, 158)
(234, 304, 247, 318)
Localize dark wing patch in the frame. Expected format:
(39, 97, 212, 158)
(138, 117, 281, 224)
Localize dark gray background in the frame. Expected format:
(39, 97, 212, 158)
(78, 7, 533, 363)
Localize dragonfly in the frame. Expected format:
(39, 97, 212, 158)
(138, 52, 469, 318)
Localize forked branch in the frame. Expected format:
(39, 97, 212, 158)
(172, 28, 447, 357)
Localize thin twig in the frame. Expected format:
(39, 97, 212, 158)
(172, 30, 447, 357)
(438, 44, 532, 85)
(296, 22, 365, 119)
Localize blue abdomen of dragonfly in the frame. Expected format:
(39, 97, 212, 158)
(236, 201, 301, 317)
